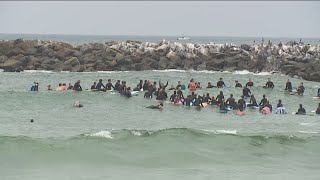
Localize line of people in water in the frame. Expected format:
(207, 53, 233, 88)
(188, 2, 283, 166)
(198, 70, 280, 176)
(30, 77, 320, 115)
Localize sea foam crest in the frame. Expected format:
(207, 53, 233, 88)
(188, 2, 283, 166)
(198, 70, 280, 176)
(84, 130, 113, 139)
(202, 129, 237, 135)
(23, 70, 53, 73)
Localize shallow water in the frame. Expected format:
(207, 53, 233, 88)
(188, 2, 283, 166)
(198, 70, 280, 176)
(0, 70, 319, 180)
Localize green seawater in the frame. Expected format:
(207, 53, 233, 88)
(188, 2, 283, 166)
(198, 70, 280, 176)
(0, 70, 320, 180)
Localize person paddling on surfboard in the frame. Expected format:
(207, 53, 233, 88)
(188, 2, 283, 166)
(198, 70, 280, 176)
(206, 82, 215, 88)
(146, 103, 164, 110)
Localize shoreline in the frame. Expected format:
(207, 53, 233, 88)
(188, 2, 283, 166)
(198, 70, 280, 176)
(0, 38, 319, 82)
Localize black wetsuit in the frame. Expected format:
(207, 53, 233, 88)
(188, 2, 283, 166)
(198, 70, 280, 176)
(216, 94, 224, 104)
(265, 81, 274, 89)
(259, 98, 268, 106)
(207, 84, 215, 88)
(235, 83, 242, 88)
(177, 90, 184, 98)
(246, 82, 254, 87)
(217, 81, 226, 88)
(203, 96, 211, 103)
(96, 82, 105, 91)
(146, 105, 160, 109)
(297, 86, 305, 95)
(156, 93, 166, 101)
(144, 91, 153, 98)
(106, 83, 114, 90)
(243, 87, 251, 97)
(73, 82, 82, 91)
(226, 97, 236, 108)
(238, 99, 246, 109)
(183, 98, 192, 106)
(193, 98, 203, 107)
(277, 103, 283, 108)
(143, 83, 149, 91)
(296, 107, 306, 115)
(114, 83, 120, 91)
(285, 82, 293, 92)
(91, 85, 96, 90)
(170, 94, 177, 102)
(247, 97, 257, 107)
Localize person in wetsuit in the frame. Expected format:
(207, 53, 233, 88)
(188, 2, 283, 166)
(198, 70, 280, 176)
(156, 89, 167, 101)
(226, 94, 236, 109)
(142, 80, 149, 91)
(137, 80, 143, 90)
(73, 80, 82, 91)
(297, 82, 305, 96)
(259, 94, 268, 106)
(265, 78, 274, 89)
(105, 79, 115, 90)
(67, 83, 73, 90)
(247, 94, 258, 107)
(31, 82, 39, 91)
(176, 87, 184, 99)
(216, 91, 225, 105)
(176, 81, 182, 90)
(243, 85, 251, 98)
(193, 95, 204, 107)
(196, 82, 202, 89)
(246, 78, 254, 87)
(159, 80, 169, 90)
(296, 104, 306, 115)
(183, 95, 192, 107)
(206, 82, 215, 88)
(203, 93, 212, 103)
(235, 80, 242, 88)
(144, 88, 153, 99)
(170, 91, 177, 102)
(95, 79, 106, 91)
(238, 96, 246, 110)
(217, 78, 226, 88)
(91, 82, 97, 90)
(285, 79, 293, 92)
(316, 103, 320, 115)
(318, 88, 320, 97)
(146, 103, 164, 110)
(114, 80, 121, 91)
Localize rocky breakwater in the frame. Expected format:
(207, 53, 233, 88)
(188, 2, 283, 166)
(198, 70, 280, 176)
(0, 38, 319, 81)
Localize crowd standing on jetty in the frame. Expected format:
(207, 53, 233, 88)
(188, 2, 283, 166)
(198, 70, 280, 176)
(30, 77, 320, 115)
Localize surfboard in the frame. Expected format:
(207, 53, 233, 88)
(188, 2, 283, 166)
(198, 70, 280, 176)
(312, 97, 320, 99)
(202, 102, 208, 107)
(131, 91, 139, 96)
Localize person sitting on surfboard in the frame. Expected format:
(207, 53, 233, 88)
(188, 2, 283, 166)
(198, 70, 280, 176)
(96, 79, 106, 91)
(193, 95, 204, 107)
(226, 94, 236, 109)
(203, 93, 211, 103)
(216, 78, 226, 88)
(259, 94, 268, 107)
(91, 82, 97, 90)
(183, 95, 192, 107)
(316, 103, 320, 115)
(285, 79, 292, 92)
(237, 96, 246, 110)
(275, 99, 286, 114)
(105, 79, 115, 90)
(235, 80, 242, 88)
(169, 91, 177, 102)
(247, 94, 258, 107)
(264, 78, 274, 89)
(245, 78, 254, 87)
(296, 82, 305, 96)
(296, 104, 306, 115)
(73, 80, 82, 91)
(216, 91, 225, 105)
(144, 89, 153, 99)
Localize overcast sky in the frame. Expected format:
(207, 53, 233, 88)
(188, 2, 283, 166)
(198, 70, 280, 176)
(0, 1, 319, 38)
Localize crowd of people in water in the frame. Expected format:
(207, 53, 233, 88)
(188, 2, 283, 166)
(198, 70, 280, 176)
(30, 77, 320, 115)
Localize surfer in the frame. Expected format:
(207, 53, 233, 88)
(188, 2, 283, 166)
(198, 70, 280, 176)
(193, 95, 204, 107)
(216, 91, 225, 105)
(316, 103, 320, 115)
(318, 88, 320, 97)
(275, 99, 286, 114)
(56, 83, 62, 91)
(183, 95, 192, 107)
(146, 103, 164, 110)
(67, 83, 73, 90)
(169, 91, 177, 102)
(285, 79, 292, 92)
(144, 89, 153, 99)
(206, 82, 215, 88)
(96, 79, 106, 91)
(296, 82, 305, 96)
(73, 80, 82, 91)
(216, 78, 226, 88)
(105, 79, 115, 90)
(296, 104, 306, 115)
(259, 94, 268, 106)
(247, 94, 258, 107)
(245, 78, 254, 87)
(47, 85, 53, 91)
(237, 95, 246, 110)
(30, 82, 39, 91)
(264, 78, 274, 89)
(226, 94, 236, 109)
(114, 80, 121, 91)
(235, 80, 242, 88)
(91, 82, 97, 90)
(243, 85, 251, 98)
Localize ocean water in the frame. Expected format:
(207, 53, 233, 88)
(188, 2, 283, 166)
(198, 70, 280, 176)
(0, 33, 320, 45)
(0, 70, 320, 180)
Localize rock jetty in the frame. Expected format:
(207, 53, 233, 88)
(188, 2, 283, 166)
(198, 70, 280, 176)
(0, 39, 319, 81)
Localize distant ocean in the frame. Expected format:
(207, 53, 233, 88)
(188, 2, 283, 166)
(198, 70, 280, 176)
(0, 33, 319, 45)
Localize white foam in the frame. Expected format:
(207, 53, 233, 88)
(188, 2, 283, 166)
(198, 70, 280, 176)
(23, 70, 53, 73)
(233, 70, 253, 75)
(97, 71, 129, 73)
(0, 69, 4, 72)
(84, 130, 113, 139)
(202, 129, 237, 135)
(152, 69, 187, 73)
(253, 72, 272, 76)
(299, 131, 318, 134)
(299, 123, 312, 126)
(130, 130, 143, 136)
